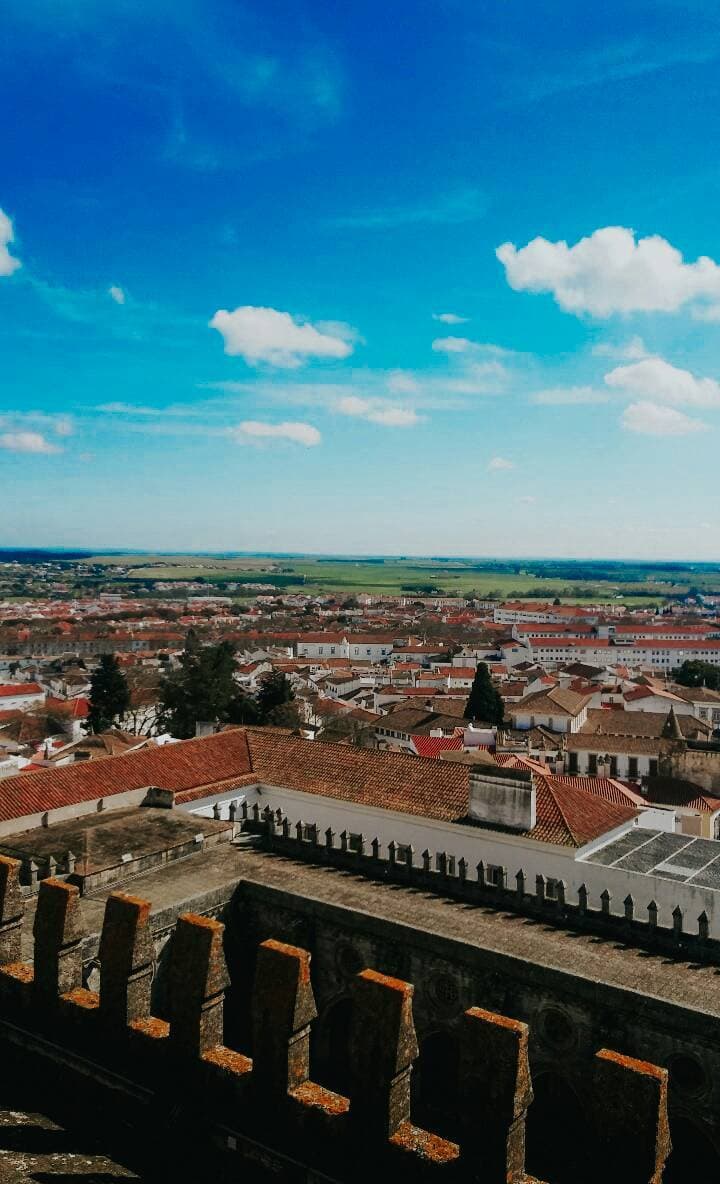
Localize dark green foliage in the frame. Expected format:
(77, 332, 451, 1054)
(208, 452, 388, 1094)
(674, 661, 720, 690)
(256, 671, 295, 720)
(463, 662, 504, 725)
(88, 653, 131, 733)
(159, 632, 253, 738)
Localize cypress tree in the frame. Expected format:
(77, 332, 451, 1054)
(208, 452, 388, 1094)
(88, 653, 131, 733)
(463, 662, 504, 725)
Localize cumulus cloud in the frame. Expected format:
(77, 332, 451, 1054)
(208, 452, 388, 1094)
(621, 402, 707, 436)
(210, 306, 355, 368)
(108, 285, 126, 305)
(0, 209, 21, 277)
(228, 420, 321, 446)
(0, 431, 61, 454)
(432, 312, 468, 324)
(496, 227, 720, 317)
(604, 357, 720, 408)
(432, 336, 476, 353)
(488, 456, 514, 470)
(335, 396, 420, 426)
(531, 386, 610, 405)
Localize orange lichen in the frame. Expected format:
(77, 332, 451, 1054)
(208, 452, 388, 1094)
(389, 1121, 460, 1163)
(597, 1048, 667, 1080)
(178, 912, 222, 931)
(290, 1081, 350, 1116)
(466, 1005, 525, 1034)
(260, 939, 311, 983)
(358, 968, 411, 995)
(111, 892, 151, 919)
(0, 962, 33, 984)
(130, 1016, 170, 1040)
(62, 987, 100, 1010)
(202, 1045, 252, 1076)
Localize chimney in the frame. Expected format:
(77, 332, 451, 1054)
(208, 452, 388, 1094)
(195, 720, 215, 738)
(468, 767, 536, 832)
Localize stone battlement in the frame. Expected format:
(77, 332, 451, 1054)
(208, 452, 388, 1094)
(240, 804, 720, 967)
(0, 853, 672, 1182)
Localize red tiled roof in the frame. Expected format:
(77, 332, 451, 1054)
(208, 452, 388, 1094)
(0, 683, 44, 698)
(0, 725, 639, 849)
(0, 730, 253, 823)
(411, 735, 464, 759)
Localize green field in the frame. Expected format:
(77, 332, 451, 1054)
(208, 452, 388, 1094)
(82, 554, 720, 604)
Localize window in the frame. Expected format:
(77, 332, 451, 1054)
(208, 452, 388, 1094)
(649, 759, 658, 777)
(348, 833, 364, 853)
(568, 752, 578, 773)
(545, 877, 559, 901)
(628, 757, 638, 778)
(396, 844, 411, 864)
(588, 753, 598, 775)
(610, 756, 618, 777)
(487, 864, 504, 887)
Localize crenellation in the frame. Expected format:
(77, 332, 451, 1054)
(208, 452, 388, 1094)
(0, 843, 706, 1180)
(0, 856, 24, 964)
(32, 877, 83, 1005)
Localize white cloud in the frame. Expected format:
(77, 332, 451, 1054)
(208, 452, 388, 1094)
(0, 209, 21, 277)
(108, 285, 126, 305)
(488, 456, 514, 470)
(209, 306, 355, 368)
(592, 335, 648, 360)
(496, 227, 720, 317)
(531, 386, 610, 405)
(387, 370, 420, 395)
(621, 402, 707, 436)
(228, 420, 321, 446)
(518, 495, 536, 504)
(432, 312, 468, 324)
(53, 416, 74, 437)
(432, 336, 476, 353)
(0, 431, 61, 454)
(604, 357, 720, 408)
(335, 396, 420, 426)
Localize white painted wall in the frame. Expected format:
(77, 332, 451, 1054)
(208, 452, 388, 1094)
(181, 782, 710, 932)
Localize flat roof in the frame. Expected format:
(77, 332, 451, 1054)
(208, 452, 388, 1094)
(583, 829, 720, 891)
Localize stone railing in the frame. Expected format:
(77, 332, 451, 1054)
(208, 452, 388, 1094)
(240, 803, 720, 966)
(0, 853, 669, 1183)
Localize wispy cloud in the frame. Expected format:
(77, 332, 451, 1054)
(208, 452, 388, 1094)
(432, 312, 468, 325)
(335, 396, 421, 427)
(227, 421, 321, 447)
(488, 455, 515, 471)
(509, 35, 720, 106)
(0, 208, 21, 277)
(531, 386, 610, 405)
(0, 431, 62, 454)
(327, 187, 486, 230)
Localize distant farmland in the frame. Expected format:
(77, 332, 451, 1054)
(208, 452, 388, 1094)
(83, 553, 720, 603)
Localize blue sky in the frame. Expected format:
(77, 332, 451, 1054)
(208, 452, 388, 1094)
(3, 0, 720, 558)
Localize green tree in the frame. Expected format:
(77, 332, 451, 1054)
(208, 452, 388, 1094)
(159, 633, 248, 738)
(673, 660, 720, 690)
(463, 663, 504, 725)
(88, 653, 131, 733)
(256, 671, 295, 721)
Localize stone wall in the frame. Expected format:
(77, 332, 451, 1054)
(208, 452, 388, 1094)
(0, 854, 678, 1184)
